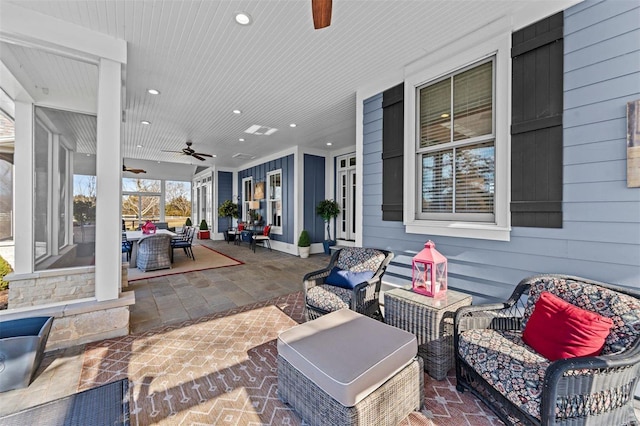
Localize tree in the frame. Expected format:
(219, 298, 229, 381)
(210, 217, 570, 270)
(316, 199, 341, 241)
(218, 200, 239, 230)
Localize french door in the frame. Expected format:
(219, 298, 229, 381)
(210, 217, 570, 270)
(336, 154, 356, 241)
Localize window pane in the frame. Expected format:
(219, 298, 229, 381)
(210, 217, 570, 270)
(58, 145, 67, 249)
(165, 181, 191, 229)
(34, 120, 49, 261)
(141, 196, 160, 223)
(419, 78, 451, 148)
(453, 61, 493, 141)
(455, 142, 495, 213)
(122, 178, 160, 193)
(421, 151, 453, 213)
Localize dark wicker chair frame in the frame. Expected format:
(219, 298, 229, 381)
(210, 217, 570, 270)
(454, 274, 640, 426)
(303, 247, 394, 321)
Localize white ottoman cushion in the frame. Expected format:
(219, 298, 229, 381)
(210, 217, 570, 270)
(277, 308, 417, 407)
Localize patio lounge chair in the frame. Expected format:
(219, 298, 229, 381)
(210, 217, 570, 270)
(454, 274, 640, 425)
(303, 247, 394, 321)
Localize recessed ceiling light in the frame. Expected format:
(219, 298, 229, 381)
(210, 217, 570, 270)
(86, 154, 91, 157)
(147, 89, 160, 95)
(239, 138, 245, 142)
(235, 12, 252, 25)
(233, 109, 242, 114)
(440, 113, 450, 118)
(136, 144, 143, 148)
(141, 120, 151, 125)
(326, 142, 332, 146)
(290, 123, 297, 128)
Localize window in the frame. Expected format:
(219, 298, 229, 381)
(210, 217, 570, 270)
(417, 59, 495, 222)
(165, 181, 191, 229)
(122, 178, 161, 230)
(33, 106, 97, 270)
(242, 177, 253, 222)
(267, 169, 282, 234)
(404, 32, 510, 241)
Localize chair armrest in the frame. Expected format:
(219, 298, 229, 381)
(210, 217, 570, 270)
(303, 268, 331, 291)
(541, 338, 640, 424)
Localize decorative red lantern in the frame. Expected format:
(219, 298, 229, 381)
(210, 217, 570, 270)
(141, 220, 157, 235)
(412, 240, 447, 297)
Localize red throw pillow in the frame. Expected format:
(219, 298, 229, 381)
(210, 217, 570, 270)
(522, 291, 613, 361)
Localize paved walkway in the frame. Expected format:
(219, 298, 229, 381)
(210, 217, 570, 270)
(0, 240, 330, 417)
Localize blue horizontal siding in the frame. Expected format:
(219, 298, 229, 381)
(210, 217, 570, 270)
(361, 0, 640, 304)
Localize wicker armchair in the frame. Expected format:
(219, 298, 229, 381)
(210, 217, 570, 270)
(136, 233, 173, 272)
(303, 247, 394, 321)
(454, 274, 640, 426)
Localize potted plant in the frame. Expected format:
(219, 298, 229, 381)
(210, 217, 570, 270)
(218, 200, 239, 242)
(316, 199, 341, 254)
(197, 219, 210, 239)
(185, 217, 192, 227)
(298, 230, 311, 258)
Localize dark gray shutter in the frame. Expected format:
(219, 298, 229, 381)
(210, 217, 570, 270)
(511, 12, 563, 228)
(382, 83, 404, 221)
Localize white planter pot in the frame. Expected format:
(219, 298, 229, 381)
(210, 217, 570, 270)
(298, 246, 310, 258)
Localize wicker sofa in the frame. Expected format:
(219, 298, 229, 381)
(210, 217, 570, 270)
(454, 274, 640, 425)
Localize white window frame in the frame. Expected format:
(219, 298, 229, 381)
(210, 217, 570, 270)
(266, 169, 283, 235)
(241, 176, 253, 222)
(404, 33, 511, 241)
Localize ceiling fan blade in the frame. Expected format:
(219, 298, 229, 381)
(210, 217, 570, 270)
(193, 152, 213, 158)
(191, 154, 206, 161)
(161, 149, 184, 154)
(123, 164, 147, 174)
(312, 0, 332, 29)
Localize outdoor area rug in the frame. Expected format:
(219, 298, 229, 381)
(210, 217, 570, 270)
(79, 292, 502, 426)
(127, 245, 242, 282)
(0, 379, 129, 426)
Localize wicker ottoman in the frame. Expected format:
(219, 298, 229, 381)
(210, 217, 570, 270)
(277, 309, 423, 426)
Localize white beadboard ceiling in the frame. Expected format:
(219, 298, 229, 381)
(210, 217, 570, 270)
(0, 0, 578, 170)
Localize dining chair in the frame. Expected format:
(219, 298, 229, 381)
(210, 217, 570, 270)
(251, 224, 272, 253)
(136, 234, 173, 272)
(171, 226, 195, 260)
(121, 232, 132, 261)
(233, 222, 246, 246)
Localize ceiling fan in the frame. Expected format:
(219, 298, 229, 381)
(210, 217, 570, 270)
(312, 0, 332, 29)
(122, 163, 146, 174)
(162, 141, 214, 161)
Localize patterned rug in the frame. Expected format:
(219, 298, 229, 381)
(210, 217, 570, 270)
(79, 292, 503, 425)
(127, 245, 242, 282)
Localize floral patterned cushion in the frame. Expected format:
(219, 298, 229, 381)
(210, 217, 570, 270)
(458, 328, 550, 419)
(521, 277, 640, 354)
(306, 285, 351, 313)
(336, 248, 386, 273)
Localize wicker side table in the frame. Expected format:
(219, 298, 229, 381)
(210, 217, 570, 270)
(384, 287, 472, 380)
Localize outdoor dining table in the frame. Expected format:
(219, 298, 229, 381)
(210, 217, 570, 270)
(125, 229, 176, 267)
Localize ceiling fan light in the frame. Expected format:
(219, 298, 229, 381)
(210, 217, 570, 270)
(235, 12, 252, 25)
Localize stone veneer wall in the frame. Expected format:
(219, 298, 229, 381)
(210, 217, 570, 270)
(6, 267, 95, 308)
(47, 303, 131, 351)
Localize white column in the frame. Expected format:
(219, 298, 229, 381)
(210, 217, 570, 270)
(94, 58, 122, 301)
(13, 101, 34, 274)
